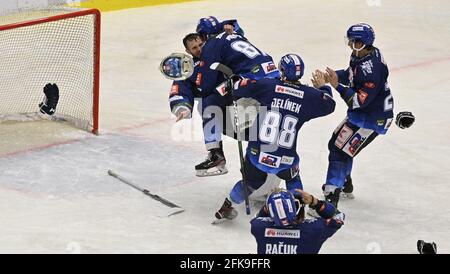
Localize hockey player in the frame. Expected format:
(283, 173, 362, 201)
(192, 16, 281, 178)
(317, 23, 394, 208)
(167, 31, 236, 176)
(168, 34, 203, 123)
(251, 188, 344, 254)
(166, 18, 247, 177)
(214, 54, 336, 221)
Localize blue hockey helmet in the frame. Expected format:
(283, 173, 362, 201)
(346, 23, 375, 46)
(278, 54, 305, 81)
(196, 16, 222, 38)
(159, 53, 194, 81)
(266, 188, 300, 227)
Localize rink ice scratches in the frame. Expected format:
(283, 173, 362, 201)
(390, 56, 450, 73)
(0, 132, 203, 197)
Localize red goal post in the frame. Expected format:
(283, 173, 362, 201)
(0, 7, 100, 134)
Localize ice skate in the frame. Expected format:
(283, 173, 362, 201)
(340, 175, 355, 200)
(325, 188, 341, 209)
(195, 148, 228, 177)
(212, 198, 238, 224)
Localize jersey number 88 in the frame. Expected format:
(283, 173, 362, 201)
(259, 111, 298, 149)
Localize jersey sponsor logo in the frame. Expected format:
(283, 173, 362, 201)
(259, 152, 281, 168)
(364, 82, 376, 89)
(357, 90, 369, 104)
(215, 81, 228, 96)
(342, 128, 373, 156)
(170, 84, 179, 95)
(169, 95, 184, 102)
(346, 134, 365, 156)
(281, 156, 294, 165)
(250, 147, 259, 155)
(377, 119, 385, 126)
(335, 124, 353, 149)
(264, 228, 300, 238)
(251, 65, 261, 74)
(265, 242, 298, 254)
(261, 61, 278, 74)
(275, 85, 304, 99)
(195, 73, 202, 86)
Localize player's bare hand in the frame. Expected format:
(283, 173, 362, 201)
(323, 71, 331, 83)
(223, 24, 234, 34)
(294, 189, 317, 206)
(311, 70, 326, 88)
(326, 67, 339, 89)
(176, 109, 191, 122)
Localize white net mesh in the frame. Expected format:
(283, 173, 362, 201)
(0, 7, 99, 133)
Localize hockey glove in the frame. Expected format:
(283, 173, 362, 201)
(417, 240, 437, 254)
(395, 111, 415, 129)
(39, 83, 60, 115)
(225, 74, 243, 95)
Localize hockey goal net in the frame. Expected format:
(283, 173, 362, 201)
(0, 7, 100, 134)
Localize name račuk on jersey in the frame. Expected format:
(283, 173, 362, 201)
(264, 228, 300, 254)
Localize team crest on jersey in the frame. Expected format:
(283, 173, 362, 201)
(259, 152, 281, 168)
(360, 60, 374, 76)
(275, 85, 304, 99)
(170, 84, 179, 95)
(264, 228, 300, 238)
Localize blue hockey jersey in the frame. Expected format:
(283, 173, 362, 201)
(233, 78, 336, 174)
(196, 32, 280, 94)
(335, 47, 394, 134)
(169, 19, 245, 114)
(251, 211, 344, 254)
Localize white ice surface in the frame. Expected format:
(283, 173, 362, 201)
(1, 0, 450, 253)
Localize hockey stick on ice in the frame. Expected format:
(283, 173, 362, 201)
(209, 62, 251, 215)
(107, 170, 185, 216)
